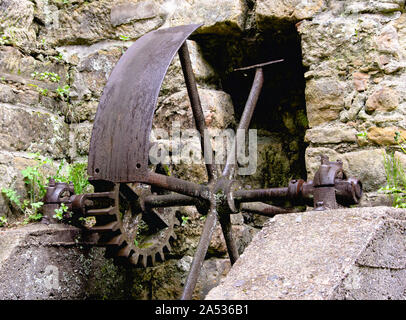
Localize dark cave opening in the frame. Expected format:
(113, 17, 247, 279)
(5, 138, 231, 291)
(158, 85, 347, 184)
(192, 23, 309, 188)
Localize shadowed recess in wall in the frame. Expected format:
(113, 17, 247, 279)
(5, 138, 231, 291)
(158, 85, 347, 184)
(191, 21, 309, 189)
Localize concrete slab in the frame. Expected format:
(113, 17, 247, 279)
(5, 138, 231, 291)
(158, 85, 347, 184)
(0, 224, 130, 300)
(206, 207, 406, 300)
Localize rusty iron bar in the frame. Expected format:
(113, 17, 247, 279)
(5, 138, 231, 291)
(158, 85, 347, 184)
(240, 202, 295, 216)
(218, 213, 239, 264)
(147, 172, 210, 200)
(233, 59, 284, 71)
(216, 67, 265, 274)
(222, 67, 264, 179)
(233, 187, 289, 203)
(179, 42, 216, 182)
(144, 193, 198, 208)
(181, 207, 218, 300)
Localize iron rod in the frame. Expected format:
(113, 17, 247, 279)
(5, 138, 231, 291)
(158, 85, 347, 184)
(181, 207, 218, 300)
(240, 202, 294, 216)
(144, 193, 197, 208)
(218, 213, 239, 264)
(233, 187, 289, 203)
(233, 59, 284, 71)
(222, 67, 264, 179)
(147, 172, 210, 200)
(179, 42, 216, 182)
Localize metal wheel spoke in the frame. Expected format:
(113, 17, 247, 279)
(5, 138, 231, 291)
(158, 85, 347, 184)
(181, 207, 218, 300)
(142, 209, 169, 230)
(218, 214, 239, 265)
(222, 67, 264, 179)
(179, 41, 216, 182)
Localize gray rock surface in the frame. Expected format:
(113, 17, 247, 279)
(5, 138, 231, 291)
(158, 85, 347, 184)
(206, 206, 406, 300)
(0, 224, 129, 300)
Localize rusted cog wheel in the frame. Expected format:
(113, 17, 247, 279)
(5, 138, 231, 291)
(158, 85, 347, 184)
(86, 179, 178, 268)
(114, 182, 178, 267)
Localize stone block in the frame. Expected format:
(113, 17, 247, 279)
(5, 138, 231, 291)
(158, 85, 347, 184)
(256, 0, 325, 28)
(0, 0, 36, 48)
(0, 224, 129, 299)
(365, 87, 399, 114)
(0, 104, 69, 158)
(206, 207, 406, 300)
(304, 125, 357, 144)
(155, 88, 235, 131)
(367, 126, 406, 145)
(305, 78, 345, 127)
(161, 0, 246, 35)
(38, 0, 165, 46)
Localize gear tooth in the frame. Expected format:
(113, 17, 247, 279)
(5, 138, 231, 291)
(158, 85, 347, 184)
(117, 245, 132, 258)
(170, 231, 177, 240)
(130, 253, 139, 265)
(141, 255, 148, 268)
(101, 234, 125, 247)
(159, 249, 165, 261)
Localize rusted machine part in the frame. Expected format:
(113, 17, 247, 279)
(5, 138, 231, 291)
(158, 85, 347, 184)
(312, 156, 362, 209)
(222, 67, 265, 180)
(42, 179, 75, 224)
(179, 42, 216, 182)
(181, 207, 218, 300)
(67, 180, 178, 268)
(240, 202, 297, 216)
(233, 59, 284, 71)
(88, 24, 203, 183)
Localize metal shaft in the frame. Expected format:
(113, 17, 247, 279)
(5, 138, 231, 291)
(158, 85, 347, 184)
(233, 187, 289, 202)
(222, 67, 264, 179)
(240, 202, 295, 216)
(179, 42, 216, 182)
(181, 207, 218, 300)
(147, 172, 210, 200)
(218, 213, 239, 264)
(144, 193, 197, 208)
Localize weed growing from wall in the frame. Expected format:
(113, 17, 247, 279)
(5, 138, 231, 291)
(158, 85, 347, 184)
(1, 153, 91, 225)
(379, 132, 406, 208)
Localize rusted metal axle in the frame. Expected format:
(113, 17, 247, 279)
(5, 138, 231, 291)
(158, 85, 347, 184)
(43, 155, 362, 224)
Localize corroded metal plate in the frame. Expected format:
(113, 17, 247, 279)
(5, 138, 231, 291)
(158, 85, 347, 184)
(88, 24, 202, 182)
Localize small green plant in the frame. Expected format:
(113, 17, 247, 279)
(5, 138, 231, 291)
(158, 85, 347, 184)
(119, 35, 130, 41)
(181, 215, 189, 226)
(1, 153, 90, 224)
(31, 72, 60, 83)
(53, 203, 68, 220)
(0, 34, 10, 45)
(38, 88, 49, 96)
(56, 85, 70, 101)
(356, 131, 367, 138)
(27, 84, 49, 97)
(379, 131, 406, 208)
(0, 216, 8, 227)
(55, 53, 64, 62)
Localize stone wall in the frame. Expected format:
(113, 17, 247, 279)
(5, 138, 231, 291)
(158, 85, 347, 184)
(297, 0, 406, 205)
(0, 0, 405, 299)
